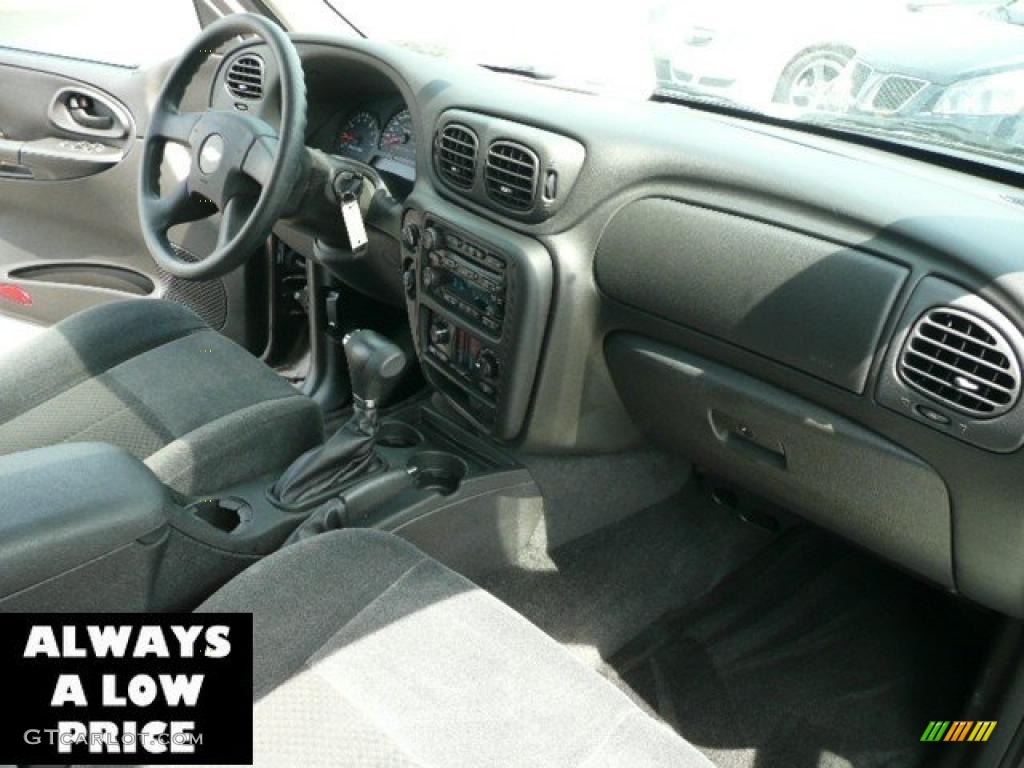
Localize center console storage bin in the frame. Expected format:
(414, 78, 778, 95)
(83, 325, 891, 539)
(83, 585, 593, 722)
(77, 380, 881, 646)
(0, 442, 171, 610)
(606, 334, 953, 588)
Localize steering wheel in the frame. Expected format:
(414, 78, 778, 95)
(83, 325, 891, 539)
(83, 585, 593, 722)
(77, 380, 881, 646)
(139, 13, 307, 280)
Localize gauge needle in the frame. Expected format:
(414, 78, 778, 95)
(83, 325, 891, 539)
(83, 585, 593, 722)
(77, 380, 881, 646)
(340, 132, 356, 143)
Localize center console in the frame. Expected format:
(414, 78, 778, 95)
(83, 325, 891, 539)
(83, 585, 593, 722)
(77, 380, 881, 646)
(400, 207, 553, 440)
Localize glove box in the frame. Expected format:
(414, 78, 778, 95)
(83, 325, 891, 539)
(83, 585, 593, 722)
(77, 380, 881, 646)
(606, 333, 953, 589)
(0, 442, 172, 610)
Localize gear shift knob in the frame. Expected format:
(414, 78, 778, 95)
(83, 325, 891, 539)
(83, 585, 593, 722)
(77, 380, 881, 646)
(343, 329, 407, 408)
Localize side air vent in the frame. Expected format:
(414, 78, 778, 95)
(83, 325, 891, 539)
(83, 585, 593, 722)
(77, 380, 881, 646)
(436, 124, 478, 189)
(485, 141, 538, 211)
(899, 307, 1021, 418)
(226, 55, 264, 101)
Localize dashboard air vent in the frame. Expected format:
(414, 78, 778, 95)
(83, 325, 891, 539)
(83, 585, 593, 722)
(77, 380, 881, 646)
(436, 124, 478, 189)
(226, 55, 264, 101)
(485, 141, 538, 211)
(899, 307, 1021, 418)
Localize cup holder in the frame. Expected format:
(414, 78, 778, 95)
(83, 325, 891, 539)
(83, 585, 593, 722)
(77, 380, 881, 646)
(408, 451, 468, 495)
(189, 497, 251, 533)
(377, 421, 424, 449)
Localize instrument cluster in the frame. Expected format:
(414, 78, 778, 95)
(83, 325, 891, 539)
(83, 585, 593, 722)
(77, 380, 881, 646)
(334, 97, 416, 180)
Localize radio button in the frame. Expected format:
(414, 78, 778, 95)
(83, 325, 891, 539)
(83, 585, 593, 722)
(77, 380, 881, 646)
(421, 227, 442, 253)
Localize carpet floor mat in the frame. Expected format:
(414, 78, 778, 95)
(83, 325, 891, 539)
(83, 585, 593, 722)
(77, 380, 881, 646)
(480, 481, 779, 667)
(610, 530, 998, 768)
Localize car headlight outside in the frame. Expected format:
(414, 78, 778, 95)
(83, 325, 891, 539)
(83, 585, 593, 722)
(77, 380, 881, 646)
(932, 70, 1024, 116)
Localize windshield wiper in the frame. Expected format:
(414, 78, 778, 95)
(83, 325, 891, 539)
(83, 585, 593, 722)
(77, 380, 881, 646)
(479, 63, 557, 80)
(652, 85, 756, 113)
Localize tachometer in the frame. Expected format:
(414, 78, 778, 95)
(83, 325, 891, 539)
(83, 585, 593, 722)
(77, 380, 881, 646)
(337, 111, 380, 162)
(379, 109, 416, 166)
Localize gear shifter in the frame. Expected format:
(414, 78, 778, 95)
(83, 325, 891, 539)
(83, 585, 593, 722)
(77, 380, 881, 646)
(346, 328, 407, 433)
(271, 329, 407, 507)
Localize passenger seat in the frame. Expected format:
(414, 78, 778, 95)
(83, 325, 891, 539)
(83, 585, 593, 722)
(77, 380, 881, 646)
(200, 529, 713, 767)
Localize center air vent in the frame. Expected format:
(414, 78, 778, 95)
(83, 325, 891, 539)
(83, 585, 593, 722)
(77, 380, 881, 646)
(485, 141, 538, 211)
(899, 307, 1021, 418)
(226, 55, 264, 101)
(436, 124, 478, 189)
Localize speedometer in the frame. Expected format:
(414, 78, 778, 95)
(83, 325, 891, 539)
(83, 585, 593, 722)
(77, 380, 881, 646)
(337, 111, 379, 162)
(379, 109, 416, 166)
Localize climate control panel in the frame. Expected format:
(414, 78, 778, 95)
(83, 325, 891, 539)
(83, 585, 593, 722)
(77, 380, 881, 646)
(426, 315, 502, 401)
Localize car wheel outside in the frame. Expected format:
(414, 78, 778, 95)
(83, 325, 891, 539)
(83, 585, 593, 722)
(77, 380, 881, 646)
(774, 47, 853, 109)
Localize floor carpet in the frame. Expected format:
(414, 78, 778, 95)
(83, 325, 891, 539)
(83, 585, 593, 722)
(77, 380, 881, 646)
(480, 480, 779, 668)
(609, 530, 998, 768)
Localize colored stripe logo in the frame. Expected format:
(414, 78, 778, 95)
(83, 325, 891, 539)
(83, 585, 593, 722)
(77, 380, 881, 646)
(921, 721, 997, 742)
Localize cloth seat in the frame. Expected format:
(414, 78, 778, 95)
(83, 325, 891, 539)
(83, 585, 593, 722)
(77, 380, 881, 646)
(199, 529, 714, 767)
(0, 299, 322, 495)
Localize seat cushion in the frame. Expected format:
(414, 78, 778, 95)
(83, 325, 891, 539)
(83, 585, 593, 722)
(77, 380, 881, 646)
(0, 299, 323, 495)
(199, 529, 713, 768)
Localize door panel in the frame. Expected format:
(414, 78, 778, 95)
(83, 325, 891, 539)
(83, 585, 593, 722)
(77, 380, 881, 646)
(0, 48, 263, 350)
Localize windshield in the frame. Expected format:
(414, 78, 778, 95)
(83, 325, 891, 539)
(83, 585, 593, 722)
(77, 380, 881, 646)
(303, 0, 1024, 173)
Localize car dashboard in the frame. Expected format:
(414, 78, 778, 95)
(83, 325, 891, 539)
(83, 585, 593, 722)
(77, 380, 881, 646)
(207, 34, 1024, 620)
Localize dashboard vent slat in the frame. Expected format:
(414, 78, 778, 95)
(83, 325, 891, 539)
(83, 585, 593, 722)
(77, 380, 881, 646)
(226, 55, 265, 101)
(436, 124, 478, 190)
(485, 141, 538, 211)
(898, 307, 1021, 419)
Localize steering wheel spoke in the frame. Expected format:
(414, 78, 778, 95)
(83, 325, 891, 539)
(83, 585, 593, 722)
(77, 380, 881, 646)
(242, 135, 278, 187)
(150, 110, 202, 147)
(150, 180, 200, 231)
(217, 195, 258, 250)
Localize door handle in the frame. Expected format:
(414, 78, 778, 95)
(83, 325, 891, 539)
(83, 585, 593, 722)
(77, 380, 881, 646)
(48, 87, 131, 139)
(68, 95, 114, 131)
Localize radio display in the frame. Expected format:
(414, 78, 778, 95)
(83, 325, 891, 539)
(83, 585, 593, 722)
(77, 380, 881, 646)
(448, 275, 478, 302)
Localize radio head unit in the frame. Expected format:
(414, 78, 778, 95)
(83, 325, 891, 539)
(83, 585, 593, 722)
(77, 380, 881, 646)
(421, 227, 506, 339)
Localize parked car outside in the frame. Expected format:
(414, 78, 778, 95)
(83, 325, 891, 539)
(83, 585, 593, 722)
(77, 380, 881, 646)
(650, 0, 1015, 109)
(815, 5, 1024, 166)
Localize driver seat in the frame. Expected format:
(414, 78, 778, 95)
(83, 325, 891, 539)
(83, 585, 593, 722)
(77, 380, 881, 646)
(0, 299, 323, 496)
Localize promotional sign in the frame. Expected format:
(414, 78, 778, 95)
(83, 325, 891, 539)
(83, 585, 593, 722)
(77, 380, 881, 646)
(0, 614, 253, 765)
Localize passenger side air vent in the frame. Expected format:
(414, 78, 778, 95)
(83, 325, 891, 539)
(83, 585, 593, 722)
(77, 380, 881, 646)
(899, 307, 1021, 418)
(435, 124, 478, 190)
(225, 55, 264, 101)
(485, 141, 538, 211)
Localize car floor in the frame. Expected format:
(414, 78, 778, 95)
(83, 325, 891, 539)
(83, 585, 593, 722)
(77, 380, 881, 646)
(479, 479, 778, 668)
(480, 477, 999, 768)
